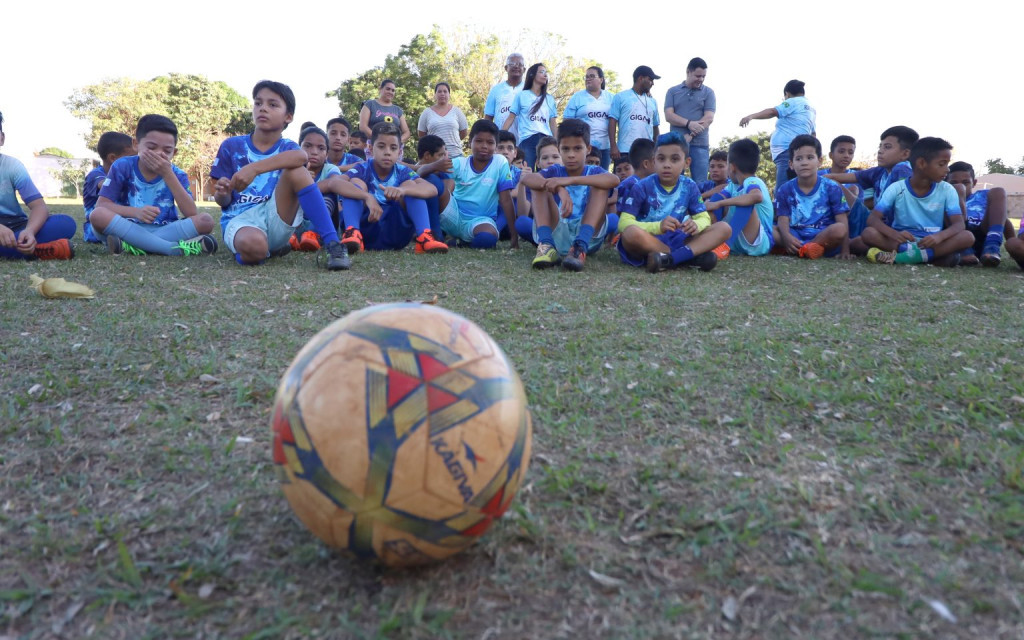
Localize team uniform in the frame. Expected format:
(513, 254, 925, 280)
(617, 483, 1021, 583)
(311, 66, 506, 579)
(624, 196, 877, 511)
(99, 156, 190, 226)
(851, 161, 912, 228)
(775, 176, 849, 255)
(873, 179, 961, 240)
(510, 91, 556, 169)
(295, 163, 343, 236)
(342, 160, 425, 250)
(770, 96, 816, 161)
(82, 166, 107, 243)
(441, 155, 515, 242)
(564, 89, 613, 166)
(484, 80, 524, 138)
(336, 152, 363, 168)
(529, 164, 612, 256)
(616, 174, 710, 267)
(721, 176, 774, 255)
(610, 90, 660, 155)
(0, 154, 76, 259)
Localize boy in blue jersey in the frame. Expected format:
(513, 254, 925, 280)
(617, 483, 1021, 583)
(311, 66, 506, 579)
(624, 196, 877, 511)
(211, 80, 348, 269)
(613, 138, 655, 227)
(946, 161, 1012, 267)
(617, 132, 730, 273)
(696, 150, 730, 201)
(287, 124, 346, 254)
(0, 111, 75, 261)
(609, 66, 661, 163)
(774, 135, 849, 259)
(864, 137, 973, 266)
(414, 134, 453, 239)
(522, 119, 620, 270)
(334, 122, 447, 255)
(704, 139, 775, 256)
(83, 131, 133, 243)
(326, 117, 362, 172)
(439, 120, 518, 250)
(91, 115, 217, 257)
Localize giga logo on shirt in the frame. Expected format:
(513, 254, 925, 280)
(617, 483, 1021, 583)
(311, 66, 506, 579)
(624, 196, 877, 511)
(587, 111, 609, 119)
(528, 115, 548, 123)
(629, 114, 651, 123)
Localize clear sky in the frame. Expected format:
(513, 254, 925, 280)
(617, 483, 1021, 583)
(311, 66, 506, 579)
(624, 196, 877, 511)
(4, 0, 1021, 172)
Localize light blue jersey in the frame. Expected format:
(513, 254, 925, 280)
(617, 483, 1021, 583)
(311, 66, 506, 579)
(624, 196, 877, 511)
(874, 179, 961, 234)
(511, 91, 556, 141)
(724, 176, 774, 234)
(0, 154, 43, 227)
(610, 90, 660, 152)
(211, 135, 301, 230)
(484, 80, 524, 135)
(620, 174, 705, 223)
(99, 156, 191, 225)
(770, 96, 816, 159)
(964, 189, 989, 228)
(775, 176, 849, 230)
(450, 155, 514, 220)
(564, 90, 613, 150)
(538, 165, 613, 221)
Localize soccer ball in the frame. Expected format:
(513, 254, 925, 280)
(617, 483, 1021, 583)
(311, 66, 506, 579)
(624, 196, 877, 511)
(271, 303, 532, 566)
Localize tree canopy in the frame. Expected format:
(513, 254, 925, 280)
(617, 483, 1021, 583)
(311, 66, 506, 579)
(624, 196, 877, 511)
(717, 132, 777, 192)
(984, 157, 1024, 176)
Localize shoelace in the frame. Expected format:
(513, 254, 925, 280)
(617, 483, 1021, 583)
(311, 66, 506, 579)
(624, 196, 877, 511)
(176, 240, 203, 256)
(122, 242, 146, 256)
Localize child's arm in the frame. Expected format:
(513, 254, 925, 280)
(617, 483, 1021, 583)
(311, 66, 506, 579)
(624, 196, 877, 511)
(336, 175, 383, 222)
(230, 150, 308, 193)
(416, 157, 453, 178)
(539, 172, 619, 192)
(358, 105, 373, 139)
(14, 198, 51, 254)
(516, 183, 531, 219)
(739, 108, 778, 127)
(919, 214, 966, 249)
(141, 149, 197, 219)
(95, 196, 162, 223)
(704, 188, 763, 213)
(822, 171, 857, 184)
(700, 183, 728, 199)
(499, 190, 518, 249)
(384, 177, 436, 201)
(865, 209, 914, 242)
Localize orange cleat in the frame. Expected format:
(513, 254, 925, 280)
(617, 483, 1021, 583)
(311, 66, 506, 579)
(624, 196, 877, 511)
(34, 239, 74, 260)
(414, 230, 449, 254)
(298, 230, 321, 252)
(712, 243, 730, 260)
(289, 234, 301, 251)
(341, 226, 364, 254)
(798, 242, 825, 259)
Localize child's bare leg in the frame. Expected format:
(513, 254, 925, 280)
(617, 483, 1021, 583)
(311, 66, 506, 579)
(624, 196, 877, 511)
(929, 230, 974, 258)
(1005, 236, 1024, 267)
(860, 227, 899, 251)
(234, 227, 270, 264)
(619, 226, 669, 256)
(685, 221, 731, 254)
(811, 222, 848, 250)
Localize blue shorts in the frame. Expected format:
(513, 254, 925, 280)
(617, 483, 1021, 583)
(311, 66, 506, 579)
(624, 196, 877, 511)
(731, 223, 772, 256)
(360, 202, 417, 250)
(440, 196, 498, 242)
(848, 201, 870, 239)
(223, 194, 303, 255)
(618, 229, 690, 267)
(533, 215, 607, 256)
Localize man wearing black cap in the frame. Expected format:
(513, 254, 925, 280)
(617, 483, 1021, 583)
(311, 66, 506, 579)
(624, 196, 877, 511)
(609, 65, 661, 161)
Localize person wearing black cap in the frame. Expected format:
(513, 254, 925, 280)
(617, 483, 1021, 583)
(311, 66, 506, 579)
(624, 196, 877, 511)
(609, 66, 661, 161)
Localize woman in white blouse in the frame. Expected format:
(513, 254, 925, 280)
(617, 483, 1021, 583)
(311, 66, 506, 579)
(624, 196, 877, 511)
(417, 82, 469, 158)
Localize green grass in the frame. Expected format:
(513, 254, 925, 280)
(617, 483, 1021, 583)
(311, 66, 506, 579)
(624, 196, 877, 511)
(2, 203, 1023, 638)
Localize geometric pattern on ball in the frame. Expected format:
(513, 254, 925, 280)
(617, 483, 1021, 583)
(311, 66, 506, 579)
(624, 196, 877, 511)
(272, 304, 532, 566)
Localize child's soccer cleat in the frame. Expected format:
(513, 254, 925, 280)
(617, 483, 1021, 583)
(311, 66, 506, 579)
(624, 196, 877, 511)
(298, 231, 321, 252)
(959, 246, 979, 266)
(683, 251, 718, 272)
(341, 226, 364, 254)
(932, 252, 961, 268)
(646, 251, 673, 273)
(33, 239, 74, 261)
(980, 248, 1001, 268)
(712, 243, 730, 260)
(562, 243, 587, 271)
(532, 242, 560, 269)
(866, 247, 895, 264)
(606, 232, 621, 247)
(798, 242, 825, 260)
(324, 240, 352, 271)
(414, 230, 448, 254)
(176, 235, 218, 256)
(107, 235, 145, 256)
(289, 234, 302, 251)
(271, 243, 292, 258)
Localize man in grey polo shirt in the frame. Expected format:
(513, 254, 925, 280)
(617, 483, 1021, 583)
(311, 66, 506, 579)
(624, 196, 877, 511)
(664, 57, 716, 184)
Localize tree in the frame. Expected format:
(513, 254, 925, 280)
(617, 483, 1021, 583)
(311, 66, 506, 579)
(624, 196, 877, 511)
(985, 158, 1016, 175)
(716, 132, 777, 192)
(65, 78, 169, 151)
(40, 147, 73, 158)
(328, 25, 620, 157)
(50, 158, 90, 198)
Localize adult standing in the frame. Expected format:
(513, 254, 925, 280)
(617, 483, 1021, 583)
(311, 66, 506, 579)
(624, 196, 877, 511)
(417, 82, 469, 158)
(359, 79, 411, 144)
(739, 79, 816, 183)
(564, 66, 614, 169)
(503, 63, 557, 171)
(609, 66, 661, 162)
(664, 58, 716, 183)
(484, 53, 525, 141)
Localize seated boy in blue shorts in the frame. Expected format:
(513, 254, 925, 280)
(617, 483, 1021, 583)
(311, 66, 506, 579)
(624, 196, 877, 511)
(414, 134, 453, 239)
(703, 138, 775, 256)
(83, 131, 133, 243)
(0, 111, 75, 260)
(91, 114, 217, 257)
(946, 161, 1012, 267)
(211, 80, 348, 269)
(522, 119, 620, 271)
(863, 137, 973, 266)
(774, 135, 849, 259)
(696, 150, 729, 199)
(439, 119, 518, 250)
(334, 122, 447, 255)
(617, 132, 730, 272)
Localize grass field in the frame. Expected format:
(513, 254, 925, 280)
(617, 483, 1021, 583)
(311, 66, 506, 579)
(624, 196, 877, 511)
(2, 203, 1023, 639)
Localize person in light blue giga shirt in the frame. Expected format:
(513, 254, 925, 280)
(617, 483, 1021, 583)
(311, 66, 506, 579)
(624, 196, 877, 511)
(739, 79, 816, 185)
(484, 53, 525, 139)
(564, 66, 614, 169)
(609, 66, 661, 164)
(503, 63, 557, 172)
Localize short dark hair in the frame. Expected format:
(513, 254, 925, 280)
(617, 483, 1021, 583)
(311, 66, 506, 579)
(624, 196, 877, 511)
(586, 66, 606, 90)
(380, 79, 396, 89)
(497, 130, 517, 145)
(587, 148, 601, 160)
(370, 121, 402, 144)
(948, 161, 975, 180)
(535, 135, 558, 155)
(728, 138, 761, 174)
(299, 121, 317, 132)
(556, 118, 590, 146)
(880, 125, 919, 151)
(910, 137, 953, 166)
(136, 114, 178, 142)
(710, 150, 728, 163)
(417, 134, 445, 159)
(830, 135, 856, 153)
(469, 119, 499, 142)
(97, 131, 133, 160)
(783, 79, 806, 96)
(655, 131, 689, 155)
(613, 158, 633, 170)
(514, 147, 525, 162)
(350, 130, 367, 143)
(326, 117, 351, 133)
(299, 125, 328, 145)
(686, 57, 707, 72)
(627, 138, 655, 166)
(434, 82, 451, 93)
(252, 80, 296, 116)
(788, 134, 821, 158)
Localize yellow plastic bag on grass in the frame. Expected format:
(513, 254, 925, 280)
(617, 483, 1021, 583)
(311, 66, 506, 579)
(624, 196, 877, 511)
(29, 274, 95, 299)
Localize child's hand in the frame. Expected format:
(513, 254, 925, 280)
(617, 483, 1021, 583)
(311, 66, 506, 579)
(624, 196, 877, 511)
(836, 249, 854, 260)
(434, 158, 453, 173)
(136, 205, 161, 224)
(214, 177, 232, 198)
(0, 224, 16, 248)
(785, 236, 803, 254)
(15, 229, 36, 254)
(681, 218, 698, 235)
(739, 116, 751, 127)
(366, 197, 384, 223)
(140, 148, 173, 178)
(917, 234, 937, 249)
(542, 177, 568, 192)
(660, 217, 681, 233)
(896, 230, 917, 243)
(558, 188, 573, 218)
(381, 185, 403, 201)
(230, 166, 258, 192)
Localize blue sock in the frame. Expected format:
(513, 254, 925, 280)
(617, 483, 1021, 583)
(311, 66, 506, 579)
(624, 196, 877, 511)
(606, 214, 619, 235)
(298, 183, 338, 244)
(669, 245, 695, 265)
(405, 197, 431, 234)
(106, 215, 183, 255)
(234, 252, 264, 266)
(898, 242, 913, 253)
(962, 247, 976, 256)
(985, 228, 1003, 253)
(514, 216, 535, 245)
(536, 225, 554, 246)
(340, 197, 363, 230)
(423, 174, 445, 237)
(471, 232, 497, 249)
(575, 224, 595, 248)
(725, 205, 756, 247)
(923, 247, 935, 262)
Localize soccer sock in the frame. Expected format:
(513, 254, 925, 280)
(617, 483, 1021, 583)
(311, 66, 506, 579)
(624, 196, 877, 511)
(606, 214, 619, 234)
(575, 224, 595, 249)
(297, 183, 339, 245)
(470, 232, 497, 249)
(985, 228, 1004, 254)
(893, 244, 924, 264)
(106, 215, 183, 255)
(922, 247, 935, 262)
(340, 197, 364, 230)
(725, 205, 755, 247)
(151, 218, 199, 243)
(422, 174, 445, 237)
(35, 214, 77, 243)
(405, 197, 431, 234)
(536, 225, 554, 246)
(897, 242, 913, 253)
(514, 216, 535, 244)
(669, 244, 695, 266)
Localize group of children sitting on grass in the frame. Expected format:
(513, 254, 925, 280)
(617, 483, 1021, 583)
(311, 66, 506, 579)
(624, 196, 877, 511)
(2, 79, 1021, 274)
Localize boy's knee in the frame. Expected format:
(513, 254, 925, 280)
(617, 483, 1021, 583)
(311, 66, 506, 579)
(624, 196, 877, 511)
(233, 229, 268, 261)
(283, 165, 314, 188)
(90, 206, 113, 230)
(194, 213, 215, 235)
